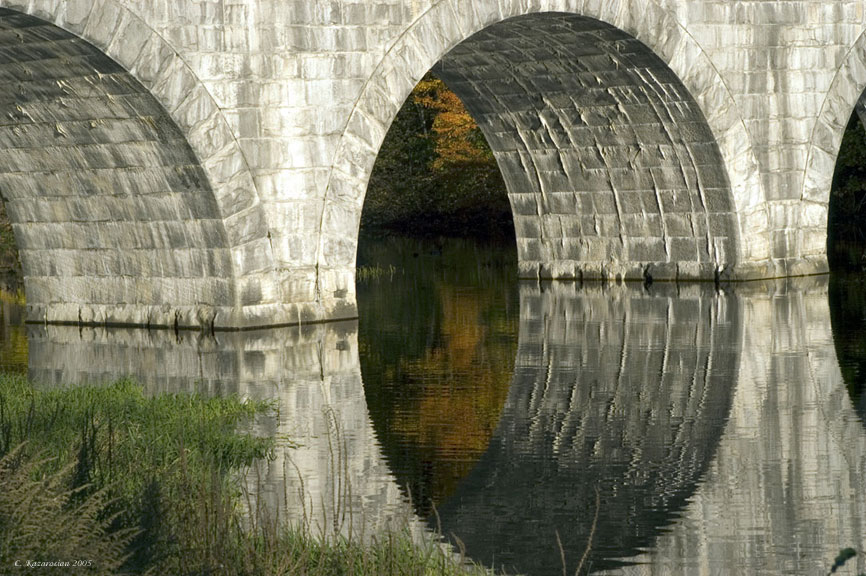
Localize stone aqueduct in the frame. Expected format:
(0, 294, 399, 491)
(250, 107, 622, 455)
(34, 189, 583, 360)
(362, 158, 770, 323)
(0, 0, 865, 329)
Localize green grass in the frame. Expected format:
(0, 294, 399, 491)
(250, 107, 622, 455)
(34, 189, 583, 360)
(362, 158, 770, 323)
(0, 374, 493, 575)
(0, 375, 274, 475)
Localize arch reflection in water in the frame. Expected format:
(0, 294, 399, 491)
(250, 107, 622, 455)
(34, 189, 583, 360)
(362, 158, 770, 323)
(609, 278, 866, 576)
(433, 282, 740, 575)
(25, 322, 422, 538)
(830, 274, 866, 421)
(18, 272, 866, 574)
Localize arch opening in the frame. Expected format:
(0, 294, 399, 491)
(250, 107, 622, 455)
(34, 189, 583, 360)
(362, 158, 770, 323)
(828, 91, 866, 421)
(827, 101, 866, 271)
(0, 8, 236, 328)
(361, 73, 514, 243)
(361, 281, 739, 574)
(348, 12, 741, 287)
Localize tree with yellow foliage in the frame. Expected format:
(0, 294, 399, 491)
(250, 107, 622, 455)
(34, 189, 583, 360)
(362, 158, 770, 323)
(412, 76, 494, 170)
(362, 74, 512, 240)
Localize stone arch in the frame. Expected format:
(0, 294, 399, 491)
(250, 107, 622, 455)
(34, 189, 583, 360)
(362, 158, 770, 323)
(323, 0, 769, 289)
(0, 1, 282, 329)
(803, 29, 866, 266)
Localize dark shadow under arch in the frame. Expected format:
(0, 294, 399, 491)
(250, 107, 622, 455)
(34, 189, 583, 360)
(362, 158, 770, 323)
(829, 274, 866, 422)
(361, 73, 514, 242)
(827, 103, 866, 270)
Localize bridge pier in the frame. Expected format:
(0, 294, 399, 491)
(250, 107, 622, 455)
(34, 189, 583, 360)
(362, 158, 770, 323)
(0, 1, 862, 326)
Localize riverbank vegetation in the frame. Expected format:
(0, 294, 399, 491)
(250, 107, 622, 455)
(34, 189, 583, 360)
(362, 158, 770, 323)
(0, 374, 489, 575)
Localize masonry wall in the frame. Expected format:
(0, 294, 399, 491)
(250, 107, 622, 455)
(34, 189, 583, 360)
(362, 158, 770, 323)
(435, 14, 739, 281)
(1, 0, 865, 325)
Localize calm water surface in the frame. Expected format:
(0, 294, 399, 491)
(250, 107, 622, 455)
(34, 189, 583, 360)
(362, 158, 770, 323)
(2, 238, 866, 575)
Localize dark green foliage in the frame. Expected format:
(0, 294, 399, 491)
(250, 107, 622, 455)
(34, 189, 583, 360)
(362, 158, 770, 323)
(830, 114, 866, 269)
(363, 74, 514, 241)
(0, 445, 136, 575)
(0, 376, 273, 485)
(0, 375, 274, 574)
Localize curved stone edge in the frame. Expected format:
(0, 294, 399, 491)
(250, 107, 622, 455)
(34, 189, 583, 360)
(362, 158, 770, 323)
(802, 27, 866, 270)
(320, 0, 771, 283)
(0, 0, 302, 329)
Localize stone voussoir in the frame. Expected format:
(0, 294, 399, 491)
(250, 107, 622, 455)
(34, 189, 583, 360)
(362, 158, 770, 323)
(0, 0, 863, 327)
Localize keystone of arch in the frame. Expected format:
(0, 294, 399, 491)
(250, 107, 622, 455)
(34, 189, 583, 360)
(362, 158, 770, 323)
(0, 0, 278, 316)
(323, 0, 771, 270)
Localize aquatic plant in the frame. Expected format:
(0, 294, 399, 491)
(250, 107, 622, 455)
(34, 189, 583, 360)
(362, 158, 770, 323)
(356, 263, 399, 282)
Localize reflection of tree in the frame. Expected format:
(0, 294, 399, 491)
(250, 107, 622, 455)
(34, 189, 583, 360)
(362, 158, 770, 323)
(358, 238, 518, 515)
(388, 283, 513, 499)
(0, 288, 27, 373)
(829, 275, 866, 420)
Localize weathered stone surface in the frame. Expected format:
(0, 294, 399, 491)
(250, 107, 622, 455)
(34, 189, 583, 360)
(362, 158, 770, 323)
(0, 0, 865, 326)
(429, 15, 739, 281)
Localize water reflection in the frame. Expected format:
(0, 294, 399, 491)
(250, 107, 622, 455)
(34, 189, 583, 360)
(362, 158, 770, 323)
(607, 278, 866, 575)
(25, 322, 422, 538)
(2, 245, 866, 574)
(357, 236, 519, 515)
(0, 274, 26, 372)
(431, 282, 739, 575)
(830, 274, 866, 421)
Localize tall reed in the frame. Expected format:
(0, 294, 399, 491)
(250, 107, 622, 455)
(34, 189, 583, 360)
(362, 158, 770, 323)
(0, 374, 494, 575)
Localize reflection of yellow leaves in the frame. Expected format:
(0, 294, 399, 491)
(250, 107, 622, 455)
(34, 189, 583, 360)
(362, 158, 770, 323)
(390, 283, 513, 502)
(0, 288, 24, 306)
(0, 288, 28, 371)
